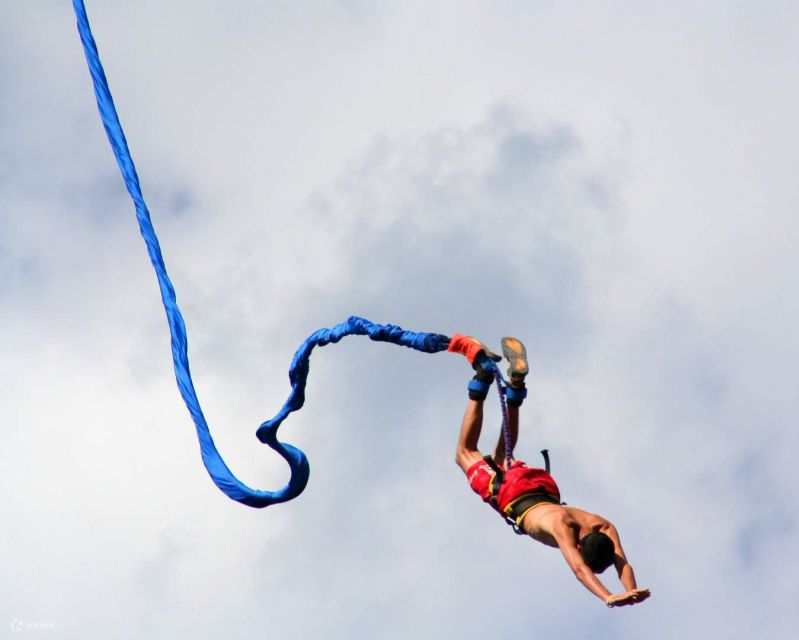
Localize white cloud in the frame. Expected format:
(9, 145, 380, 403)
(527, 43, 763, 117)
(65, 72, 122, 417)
(2, 1, 798, 638)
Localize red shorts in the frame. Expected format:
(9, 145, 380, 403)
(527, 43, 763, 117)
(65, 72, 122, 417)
(466, 459, 560, 512)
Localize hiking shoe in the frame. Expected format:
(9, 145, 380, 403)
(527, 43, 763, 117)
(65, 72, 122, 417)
(501, 337, 529, 388)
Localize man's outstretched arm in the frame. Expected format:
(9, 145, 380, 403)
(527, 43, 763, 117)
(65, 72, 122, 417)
(553, 520, 649, 607)
(552, 520, 615, 604)
(602, 523, 651, 603)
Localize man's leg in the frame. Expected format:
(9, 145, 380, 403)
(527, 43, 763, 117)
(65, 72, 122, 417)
(448, 333, 501, 473)
(493, 403, 519, 463)
(492, 337, 528, 462)
(455, 399, 486, 473)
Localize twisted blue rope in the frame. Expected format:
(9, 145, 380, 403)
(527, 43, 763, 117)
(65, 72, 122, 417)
(72, 0, 450, 508)
(492, 366, 514, 469)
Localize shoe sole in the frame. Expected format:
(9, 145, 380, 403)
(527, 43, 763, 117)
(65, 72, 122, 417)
(501, 337, 529, 377)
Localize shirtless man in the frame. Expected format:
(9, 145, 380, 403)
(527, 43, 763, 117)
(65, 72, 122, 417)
(447, 334, 651, 608)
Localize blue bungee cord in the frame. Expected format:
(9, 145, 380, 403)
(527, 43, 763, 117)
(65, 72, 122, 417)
(72, 0, 456, 507)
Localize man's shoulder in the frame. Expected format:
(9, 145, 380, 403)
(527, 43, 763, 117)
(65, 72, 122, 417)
(522, 503, 577, 547)
(561, 505, 610, 527)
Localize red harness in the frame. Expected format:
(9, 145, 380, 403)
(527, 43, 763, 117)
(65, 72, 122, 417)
(478, 451, 561, 534)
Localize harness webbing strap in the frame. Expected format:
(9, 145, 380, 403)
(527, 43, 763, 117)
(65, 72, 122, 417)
(483, 449, 557, 535)
(483, 455, 504, 508)
(503, 491, 559, 524)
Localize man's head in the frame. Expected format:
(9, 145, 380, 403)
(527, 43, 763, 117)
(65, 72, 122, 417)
(578, 532, 615, 573)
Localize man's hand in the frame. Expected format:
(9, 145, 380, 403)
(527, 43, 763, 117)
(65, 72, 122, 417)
(630, 588, 651, 602)
(606, 588, 651, 608)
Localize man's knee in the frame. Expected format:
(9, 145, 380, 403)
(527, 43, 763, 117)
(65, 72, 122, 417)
(455, 446, 481, 473)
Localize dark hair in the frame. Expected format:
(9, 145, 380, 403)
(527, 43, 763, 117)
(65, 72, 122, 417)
(579, 532, 615, 573)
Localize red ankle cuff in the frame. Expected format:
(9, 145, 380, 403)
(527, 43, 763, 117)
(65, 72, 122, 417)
(447, 333, 482, 364)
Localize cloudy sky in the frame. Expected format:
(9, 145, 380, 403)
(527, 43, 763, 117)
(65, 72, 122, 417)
(2, 1, 798, 638)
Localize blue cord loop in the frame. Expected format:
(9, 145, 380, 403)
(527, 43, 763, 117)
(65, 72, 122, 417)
(73, 0, 450, 508)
